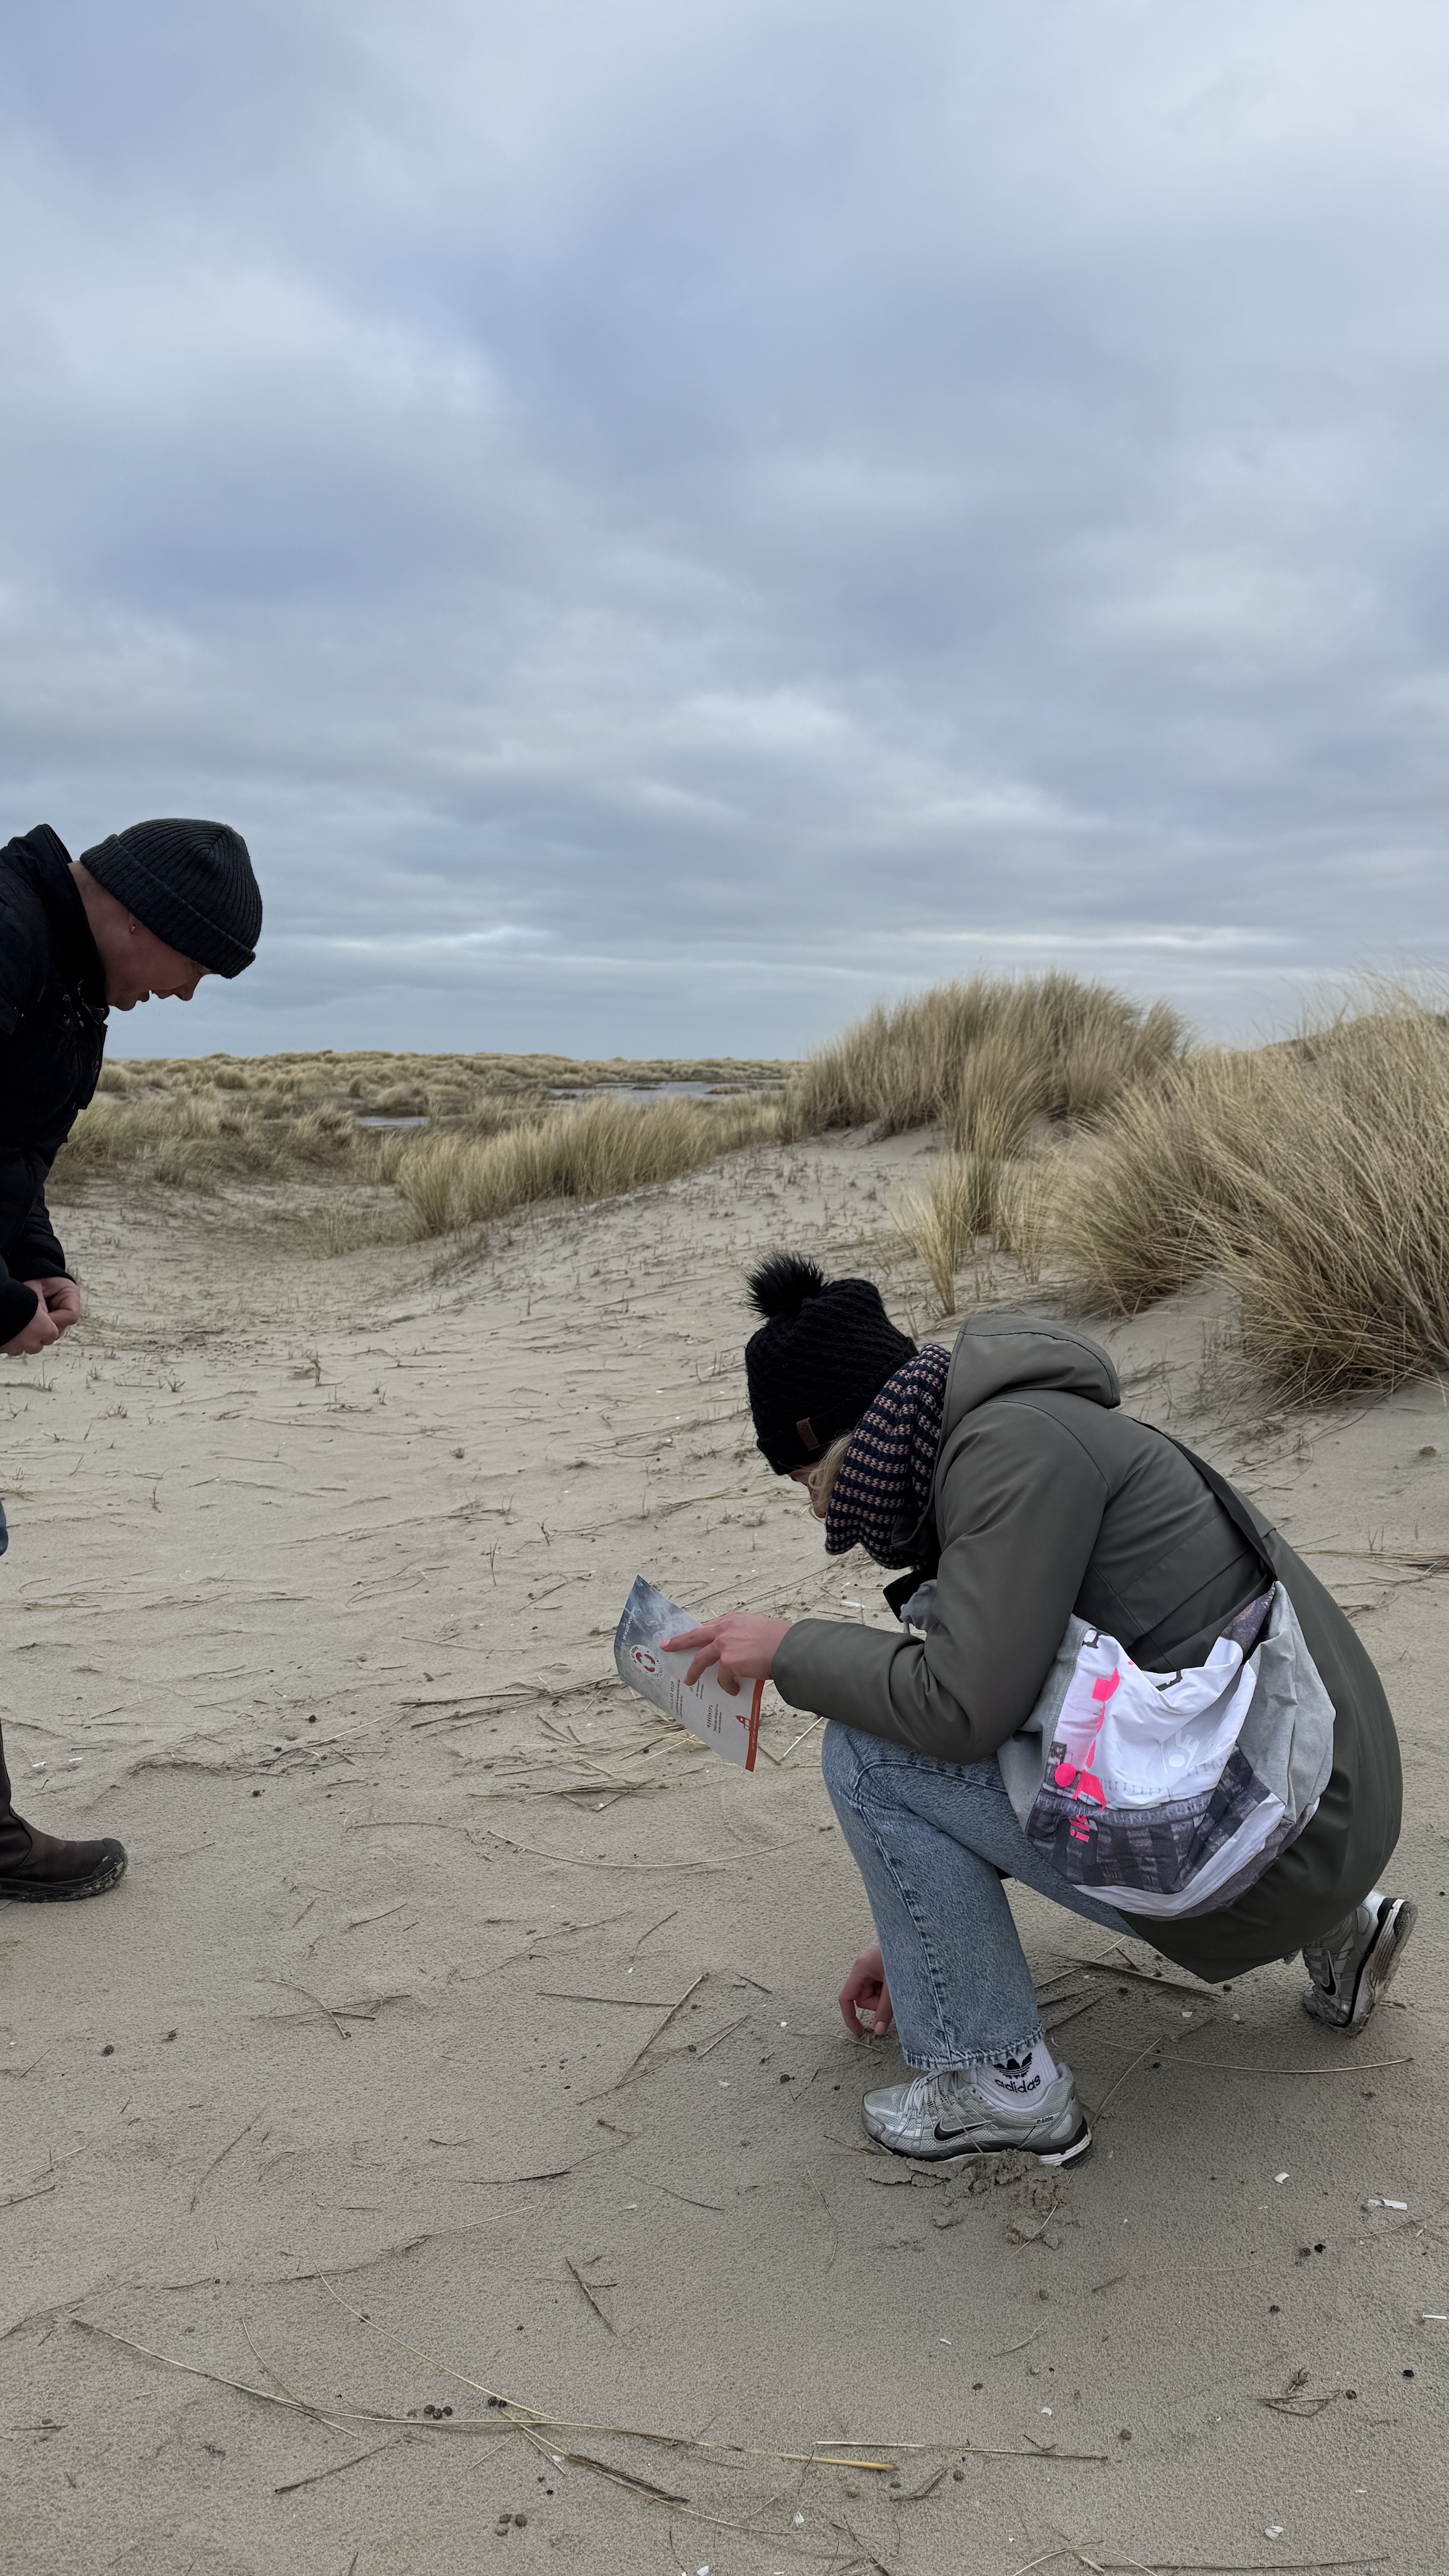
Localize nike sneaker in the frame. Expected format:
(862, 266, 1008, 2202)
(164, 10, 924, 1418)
(861, 2051, 1091, 2167)
(1302, 1890, 1416, 2033)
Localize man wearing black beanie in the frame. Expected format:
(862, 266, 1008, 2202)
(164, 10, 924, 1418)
(0, 816, 262, 1902)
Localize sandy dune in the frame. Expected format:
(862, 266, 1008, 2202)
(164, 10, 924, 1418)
(2, 1128, 1444, 2575)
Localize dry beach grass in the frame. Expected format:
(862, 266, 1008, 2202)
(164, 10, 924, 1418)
(64, 977, 1449, 1397)
(1051, 987, 1449, 1398)
(51, 974, 1449, 1401)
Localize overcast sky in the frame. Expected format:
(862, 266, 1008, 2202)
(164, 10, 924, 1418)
(3, 3, 1447, 1059)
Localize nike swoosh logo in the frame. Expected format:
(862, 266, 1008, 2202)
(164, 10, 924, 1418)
(933, 2123, 966, 2142)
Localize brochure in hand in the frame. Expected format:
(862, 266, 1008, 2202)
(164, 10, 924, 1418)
(614, 1574, 761, 1771)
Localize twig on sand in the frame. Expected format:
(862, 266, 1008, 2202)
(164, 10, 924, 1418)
(890, 2464, 948, 2501)
(990, 2328, 1042, 2359)
(0, 2177, 59, 2212)
(628, 1907, 678, 1957)
(691, 2012, 748, 2059)
(583, 1974, 707, 2096)
(190, 2113, 262, 2211)
(1090, 2036, 1169, 2123)
(1042, 1994, 1106, 2038)
(564, 2259, 615, 2335)
(560, 2448, 688, 2502)
(483, 1830, 774, 1873)
(71, 2318, 401, 2432)
(535, 1990, 681, 2007)
(1013, 2554, 1381, 2576)
(627, 2175, 729, 2212)
(1066, 1959, 1217, 2003)
(264, 1980, 351, 2041)
(275, 2439, 404, 2496)
(1156, 2053, 1411, 2076)
(241, 2317, 350, 2431)
(779, 1715, 826, 1762)
(961, 2442, 1107, 2462)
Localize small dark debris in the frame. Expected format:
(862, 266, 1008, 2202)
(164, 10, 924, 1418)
(1269, 2304, 1280, 2314)
(780, 2073, 793, 2084)
(163, 2029, 177, 2042)
(101, 2044, 114, 2057)
(1314, 2241, 1325, 2254)
(251, 1789, 262, 1798)
(953, 2467, 966, 2482)
(308, 1714, 317, 1723)
(1119, 2427, 1132, 2442)
(1404, 2368, 1416, 2379)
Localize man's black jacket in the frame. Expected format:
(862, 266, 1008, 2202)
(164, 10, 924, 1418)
(0, 827, 107, 1343)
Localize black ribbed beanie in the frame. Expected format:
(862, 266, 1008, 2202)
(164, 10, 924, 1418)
(80, 819, 262, 978)
(745, 1253, 916, 1474)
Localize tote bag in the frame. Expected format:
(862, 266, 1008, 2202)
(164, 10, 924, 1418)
(1011, 1444, 1335, 1921)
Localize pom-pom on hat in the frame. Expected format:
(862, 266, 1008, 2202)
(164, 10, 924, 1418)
(745, 1252, 917, 1474)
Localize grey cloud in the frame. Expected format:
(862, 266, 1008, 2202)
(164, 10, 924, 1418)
(1, 1, 1448, 1058)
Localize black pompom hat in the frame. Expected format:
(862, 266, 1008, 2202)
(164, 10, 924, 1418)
(745, 1253, 916, 1474)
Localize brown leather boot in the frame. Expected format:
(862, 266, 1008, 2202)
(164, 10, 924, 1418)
(0, 1807, 128, 1902)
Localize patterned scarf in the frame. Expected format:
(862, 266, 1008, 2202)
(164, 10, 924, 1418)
(824, 1339, 953, 1565)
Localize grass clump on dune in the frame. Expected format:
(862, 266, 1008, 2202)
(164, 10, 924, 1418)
(785, 972, 1185, 1147)
(396, 1092, 782, 1237)
(1053, 990, 1449, 1398)
(894, 1154, 1001, 1313)
(56, 1091, 386, 1188)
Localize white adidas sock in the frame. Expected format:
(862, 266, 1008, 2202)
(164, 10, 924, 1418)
(969, 2041, 1059, 2110)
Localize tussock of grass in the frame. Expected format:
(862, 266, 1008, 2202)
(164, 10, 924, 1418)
(396, 1093, 783, 1237)
(786, 973, 1185, 1145)
(56, 1092, 388, 1188)
(1053, 992, 1449, 1397)
(895, 1155, 1000, 1313)
(1049, 1051, 1279, 1314)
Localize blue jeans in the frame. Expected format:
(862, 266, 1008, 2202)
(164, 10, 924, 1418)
(822, 1721, 1140, 2072)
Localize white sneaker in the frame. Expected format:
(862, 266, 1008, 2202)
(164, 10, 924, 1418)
(1302, 1890, 1416, 2033)
(862, 2054, 1091, 2167)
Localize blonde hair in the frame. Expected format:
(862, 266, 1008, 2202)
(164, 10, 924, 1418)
(806, 1429, 855, 1518)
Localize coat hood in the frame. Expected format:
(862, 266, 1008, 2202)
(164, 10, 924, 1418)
(943, 1312, 1120, 1434)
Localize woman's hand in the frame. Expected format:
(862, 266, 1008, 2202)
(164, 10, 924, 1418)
(838, 1942, 894, 2041)
(661, 1613, 793, 1694)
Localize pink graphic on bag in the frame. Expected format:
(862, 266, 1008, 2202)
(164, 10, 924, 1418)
(1053, 1667, 1119, 1839)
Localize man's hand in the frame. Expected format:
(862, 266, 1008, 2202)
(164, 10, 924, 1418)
(3, 1295, 62, 1355)
(28, 1277, 81, 1336)
(661, 1613, 793, 1694)
(838, 1941, 894, 2041)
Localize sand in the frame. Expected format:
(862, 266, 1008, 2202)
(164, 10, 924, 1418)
(1, 1126, 1443, 2576)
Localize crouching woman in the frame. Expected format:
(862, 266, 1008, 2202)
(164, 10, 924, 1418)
(667, 1256, 1412, 2169)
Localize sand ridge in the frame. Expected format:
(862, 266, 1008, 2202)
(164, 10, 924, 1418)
(1, 1129, 1444, 2573)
